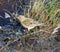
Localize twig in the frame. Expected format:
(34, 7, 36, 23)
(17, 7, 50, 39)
(27, 29, 51, 35)
(0, 38, 19, 51)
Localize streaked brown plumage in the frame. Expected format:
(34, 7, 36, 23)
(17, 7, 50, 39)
(17, 15, 43, 31)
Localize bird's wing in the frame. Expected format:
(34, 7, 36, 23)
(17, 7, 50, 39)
(21, 18, 40, 30)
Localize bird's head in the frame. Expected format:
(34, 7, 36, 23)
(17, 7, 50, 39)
(17, 15, 26, 22)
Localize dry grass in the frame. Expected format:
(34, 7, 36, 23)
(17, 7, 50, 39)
(24, 0, 60, 34)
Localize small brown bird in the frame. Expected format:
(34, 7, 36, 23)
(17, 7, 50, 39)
(17, 15, 44, 31)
